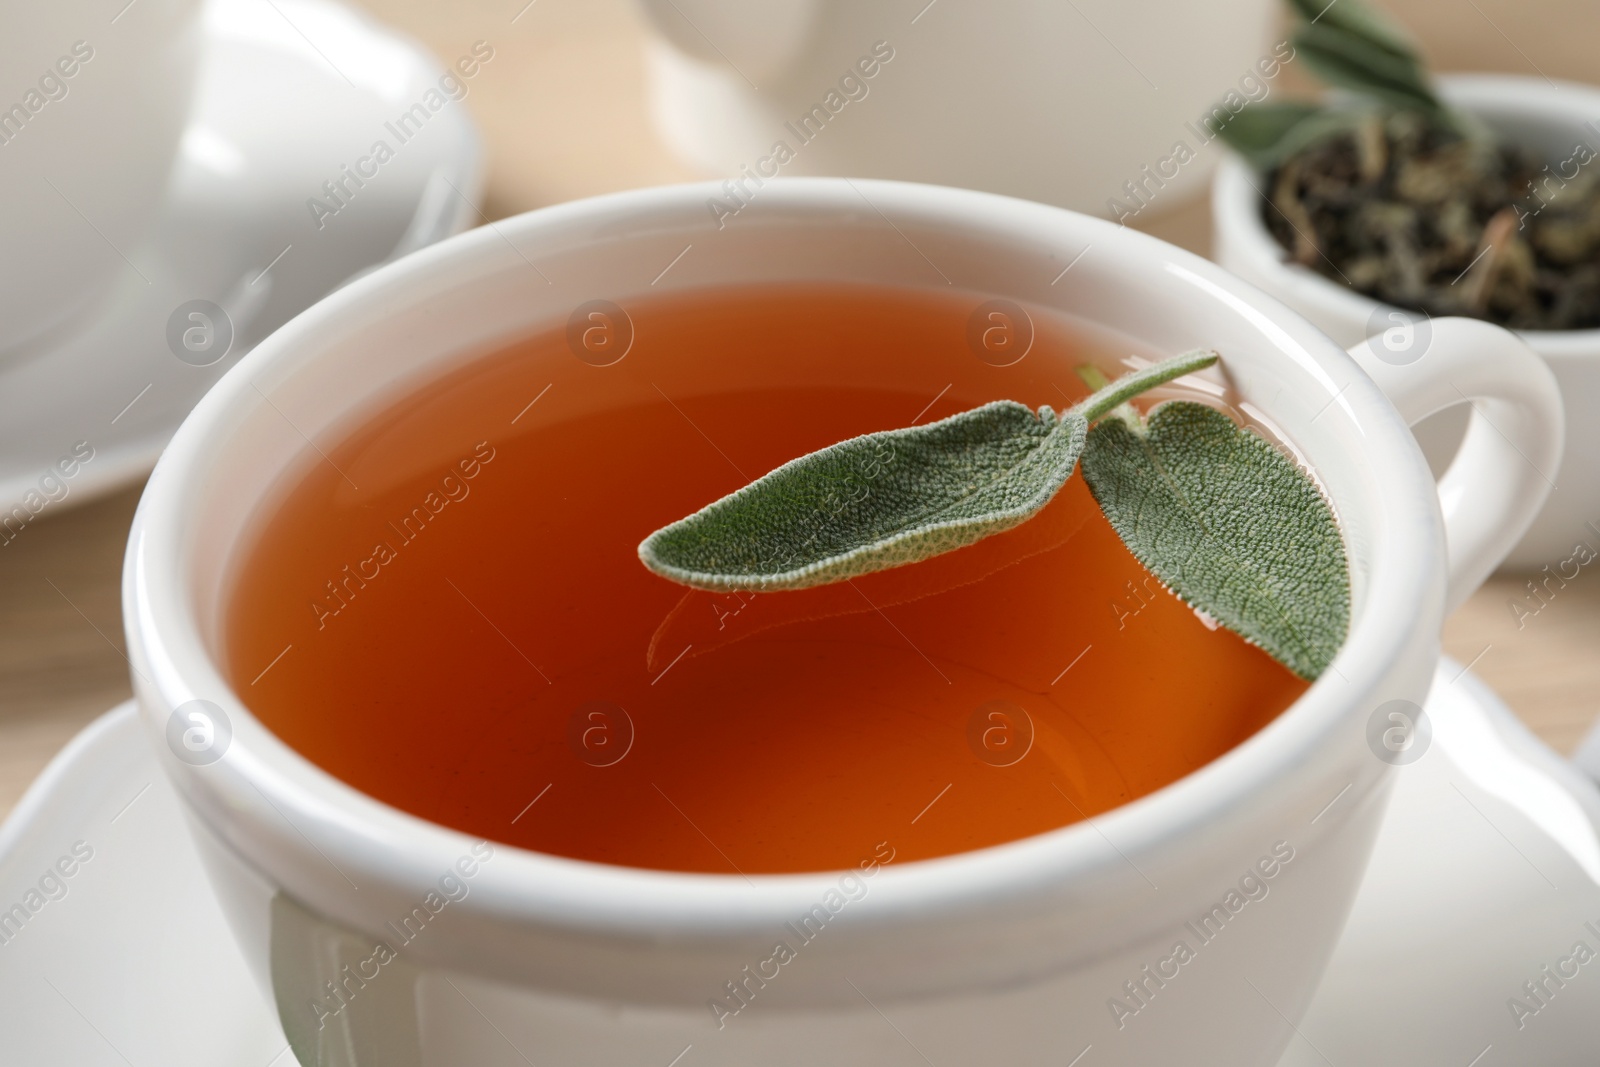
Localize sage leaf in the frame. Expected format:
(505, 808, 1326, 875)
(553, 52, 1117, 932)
(1293, 20, 1444, 117)
(641, 402, 1083, 592)
(1216, 102, 1369, 171)
(1080, 401, 1349, 680)
(1220, 0, 1466, 168)
(638, 350, 1217, 593)
(1285, 0, 1424, 62)
(1215, 101, 1324, 162)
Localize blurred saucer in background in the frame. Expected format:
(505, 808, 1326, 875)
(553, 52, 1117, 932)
(0, 0, 483, 521)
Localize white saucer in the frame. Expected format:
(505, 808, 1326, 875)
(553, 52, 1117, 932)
(0, 705, 288, 1065)
(0, 0, 482, 513)
(2, 662, 1595, 1065)
(1278, 665, 1600, 1065)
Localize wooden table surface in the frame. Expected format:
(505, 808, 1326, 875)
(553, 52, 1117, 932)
(3, 0, 1597, 819)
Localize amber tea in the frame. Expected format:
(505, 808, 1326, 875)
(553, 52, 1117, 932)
(227, 283, 1307, 875)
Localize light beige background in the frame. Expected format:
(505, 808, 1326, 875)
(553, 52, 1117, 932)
(2, 0, 1597, 818)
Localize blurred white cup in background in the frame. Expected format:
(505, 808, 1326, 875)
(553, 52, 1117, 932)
(634, 0, 1281, 217)
(0, 0, 203, 361)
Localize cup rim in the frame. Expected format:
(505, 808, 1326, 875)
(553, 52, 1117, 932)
(1212, 72, 1600, 357)
(124, 177, 1440, 944)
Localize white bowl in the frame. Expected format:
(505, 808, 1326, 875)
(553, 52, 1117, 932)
(1214, 73, 1600, 571)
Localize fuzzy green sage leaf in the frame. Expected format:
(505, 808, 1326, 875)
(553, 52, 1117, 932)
(1293, 18, 1444, 118)
(1081, 401, 1349, 680)
(1215, 102, 1370, 171)
(1219, 0, 1465, 168)
(638, 350, 1218, 593)
(1285, 0, 1424, 61)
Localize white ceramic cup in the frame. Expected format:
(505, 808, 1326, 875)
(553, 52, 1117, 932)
(124, 179, 1560, 1066)
(0, 0, 202, 361)
(633, 0, 1282, 216)
(1213, 73, 1600, 571)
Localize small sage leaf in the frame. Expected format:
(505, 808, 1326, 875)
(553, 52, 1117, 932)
(1220, 0, 1469, 169)
(641, 402, 1085, 592)
(1080, 401, 1349, 680)
(1216, 102, 1373, 171)
(1215, 101, 1325, 163)
(1286, 0, 1423, 63)
(1293, 21, 1444, 117)
(638, 350, 1217, 593)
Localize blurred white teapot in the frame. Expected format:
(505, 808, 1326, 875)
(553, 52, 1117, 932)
(636, 0, 1282, 218)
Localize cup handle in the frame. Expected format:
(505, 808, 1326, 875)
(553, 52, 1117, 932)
(1346, 317, 1564, 612)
